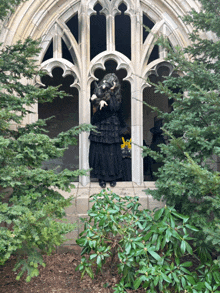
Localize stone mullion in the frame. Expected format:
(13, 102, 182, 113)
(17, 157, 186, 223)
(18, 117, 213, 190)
(131, 10, 143, 185)
(159, 24, 168, 59)
(53, 23, 62, 59)
(106, 14, 115, 52)
(78, 2, 90, 186)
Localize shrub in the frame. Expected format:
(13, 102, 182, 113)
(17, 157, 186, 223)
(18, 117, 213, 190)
(141, 0, 220, 255)
(0, 1, 94, 280)
(76, 190, 220, 292)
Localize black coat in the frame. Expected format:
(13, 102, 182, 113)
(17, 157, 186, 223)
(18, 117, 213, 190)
(89, 95, 126, 144)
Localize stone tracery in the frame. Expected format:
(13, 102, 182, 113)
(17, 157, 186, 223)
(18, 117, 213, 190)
(0, 0, 202, 185)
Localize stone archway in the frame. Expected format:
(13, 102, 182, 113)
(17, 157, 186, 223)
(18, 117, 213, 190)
(0, 0, 204, 185)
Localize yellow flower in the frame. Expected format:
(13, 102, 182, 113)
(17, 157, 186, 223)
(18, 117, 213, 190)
(121, 137, 131, 149)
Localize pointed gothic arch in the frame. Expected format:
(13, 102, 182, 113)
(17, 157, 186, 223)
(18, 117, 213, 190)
(0, 0, 206, 185)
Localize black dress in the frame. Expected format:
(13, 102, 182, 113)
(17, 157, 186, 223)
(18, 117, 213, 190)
(89, 94, 126, 181)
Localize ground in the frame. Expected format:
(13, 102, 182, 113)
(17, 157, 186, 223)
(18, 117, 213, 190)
(0, 247, 146, 293)
(0, 245, 207, 293)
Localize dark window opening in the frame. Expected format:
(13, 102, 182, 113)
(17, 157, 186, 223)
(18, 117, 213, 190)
(157, 65, 170, 78)
(90, 60, 131, 181)
(147, 45, 159, 64)
(42, 40, 53, 62)
(143, 66, 179, 181)
(62, 39, 74, 63)
(39, 67, 79, 175)
(90, 3, 106, 60)
(92, 60, 129, 126)
(143, 13, 155, 43)
(115, 3, 131, 59)
(66, 13, 78, 43)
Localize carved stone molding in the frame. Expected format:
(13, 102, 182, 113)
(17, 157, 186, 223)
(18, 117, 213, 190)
(88, 52, 134, 85)
(35, 59, 80, 90)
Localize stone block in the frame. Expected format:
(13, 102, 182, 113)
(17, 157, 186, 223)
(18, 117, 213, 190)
(76, 194, 89, 214)
(90, 182, 100, 188)
(77, 188, 90, 197)
(138, 195, 149, 210)
(116, 188, 135, 197)
(65, 198, 77, 215)
(64, 230, 79, 245)
(144, 181, 156, 189)
(90, 188, 104, 197)
(148, 195, 165, 211)
(64, 215, 78, 225)
(133, 182, 145, 188)
(78, 182, 90, 188)
(134, 188, 147, 197)
(116, 181, 133, 188)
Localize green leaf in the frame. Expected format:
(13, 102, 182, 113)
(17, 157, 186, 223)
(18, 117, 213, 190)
(99, 218, 105, 226)
(125, 243, 131, 254)
(85, 267, 94, 279)
(155, 235, 162, 251)
(97, 255, 102, 267)
(89, 254, 97, 260)
(143, 232, 153, 241)
(154, 275, 160, 286)
(172, 272, 180, 283)
(154, 208, 164, 221)
(172, 211, 189, 223)
(185, 224, 199, 232)
(194, 282, 205, 290)
(180, 240, 186, 254)
(161, 272, 172, 283)
(181, 261, 192, 267)
(165, 228, 172, 242)
(204, 281, 212, 291)
(107, 209, 118, 214)
(213, 271, 220, 283)
(133, 277, 143, 290)
(205, 272, 212, 284)
(185, 242, 193, 254)
(148, 250, 162, 261)
(169, 215, 175, 229)
(181, 276, 186, 288)
(185, 275, 196, 285)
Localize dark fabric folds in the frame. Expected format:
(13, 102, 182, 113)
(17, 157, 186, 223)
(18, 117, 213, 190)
(89, 114, 122, 144)
(89, 93, 127, 181)
(89, 142, 123, 181)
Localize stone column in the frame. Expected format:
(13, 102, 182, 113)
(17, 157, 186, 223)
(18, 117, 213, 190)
(78, 1, 90, 186)
(53, 23, 62, 59)
(106, 13, 115, 52)
(130, 9, 143, 185)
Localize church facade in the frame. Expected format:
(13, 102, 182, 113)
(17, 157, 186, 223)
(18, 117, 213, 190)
(0, 0, 204, 186)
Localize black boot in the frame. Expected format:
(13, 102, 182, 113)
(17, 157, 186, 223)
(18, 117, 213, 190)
(99, 180, 106, 188)
(110, 181, 116, 187)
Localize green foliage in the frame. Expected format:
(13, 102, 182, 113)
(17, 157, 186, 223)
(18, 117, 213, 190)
(141, 0, 220, 255)
(0, 1, 95, 281)
(0, 0, 25, 21)
(76, 191, 220, 292)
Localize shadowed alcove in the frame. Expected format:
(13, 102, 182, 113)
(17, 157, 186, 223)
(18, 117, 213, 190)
(38, 67, 79, 174)
(90, 60, 131, 181)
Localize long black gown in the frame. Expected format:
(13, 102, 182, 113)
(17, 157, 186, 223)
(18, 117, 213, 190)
(89, 94, 126, 182)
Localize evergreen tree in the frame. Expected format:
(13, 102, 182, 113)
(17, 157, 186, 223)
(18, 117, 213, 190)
(0, 0, 93, 281)
(143, 0, 220, 255)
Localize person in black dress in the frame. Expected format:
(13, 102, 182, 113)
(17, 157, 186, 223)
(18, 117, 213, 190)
(89, 73, 126, 188)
